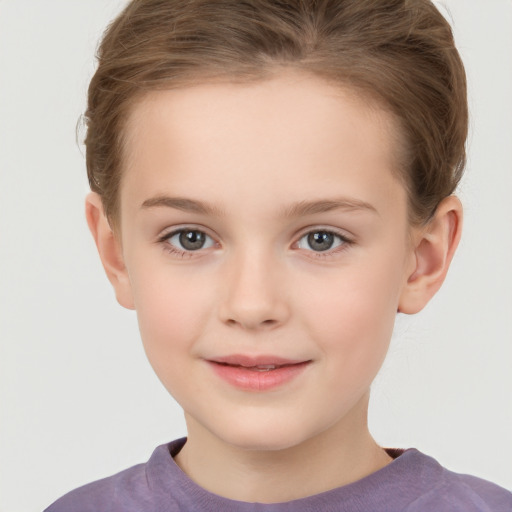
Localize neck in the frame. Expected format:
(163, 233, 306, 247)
(174, 395, 392, 503)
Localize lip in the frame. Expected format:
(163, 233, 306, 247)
(206, 354, 311, 392)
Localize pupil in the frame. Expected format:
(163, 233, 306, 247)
(308, 231, 334, 251)
(179, 230, 205, 250)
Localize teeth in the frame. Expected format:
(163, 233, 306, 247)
(253, 364, 277, 371)
(216, 362, 283, 371)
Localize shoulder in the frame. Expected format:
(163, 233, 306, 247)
(400, 450, 512, 512)
(43, 440, 185, 512)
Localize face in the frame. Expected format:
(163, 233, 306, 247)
(116, 74, 416, 451)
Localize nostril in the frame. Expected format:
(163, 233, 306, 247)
(225, 317, 279, 329)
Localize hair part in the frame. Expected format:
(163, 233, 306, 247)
(85, 0, 468, 227)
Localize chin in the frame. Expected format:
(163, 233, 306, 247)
(210, 416, 321, 453)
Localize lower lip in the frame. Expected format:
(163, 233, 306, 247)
(207, 361, 310, 391)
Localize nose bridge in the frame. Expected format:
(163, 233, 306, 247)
(219, 241, 289, 330)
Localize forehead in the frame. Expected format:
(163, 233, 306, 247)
(120, 74, 407, 219)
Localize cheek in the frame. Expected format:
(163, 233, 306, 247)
(299, 257, 404, 375)
(129, 265, 214, 370)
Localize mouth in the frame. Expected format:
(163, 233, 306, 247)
(213, 362, 303, 372)
(206, 355, 312, 391)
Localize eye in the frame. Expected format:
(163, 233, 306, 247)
(161, 228, 216, 253)
(296, 230, 349, 252)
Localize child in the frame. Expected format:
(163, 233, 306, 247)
(44, 0, 512, 510)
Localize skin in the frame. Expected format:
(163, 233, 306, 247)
(87, 73, 462, 503)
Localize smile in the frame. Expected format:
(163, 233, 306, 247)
(206, 355, 311, 391)
(216, 362, 296, 371)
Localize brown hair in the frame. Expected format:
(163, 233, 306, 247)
(85, 0, 468, 226)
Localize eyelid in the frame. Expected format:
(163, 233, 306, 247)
(156, 224, 217, 242)
(294, 225, 354, 243)
(293, 226, 355, 257)
(156, 225, 219, 256)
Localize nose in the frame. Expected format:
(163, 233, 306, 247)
(218, 247, 290, 331)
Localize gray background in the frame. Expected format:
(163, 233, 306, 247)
(1, 1, 511, 510)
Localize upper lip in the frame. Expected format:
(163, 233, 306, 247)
(207, 354, 310, 367)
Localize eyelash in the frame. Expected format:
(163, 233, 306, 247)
(296, 230, 353, 259)
(157, 228, 217, 259)
(156, 227, 354, 260)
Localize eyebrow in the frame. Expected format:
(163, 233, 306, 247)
(141, 196, 378, 217)
(281, 198, 378, 218)
(141, 196, 225, 216)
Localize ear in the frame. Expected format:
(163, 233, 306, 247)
(85, 192, 135, 310)
(398, 195, 463, 315)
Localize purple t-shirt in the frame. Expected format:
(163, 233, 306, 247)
(45, 438, 512, 511)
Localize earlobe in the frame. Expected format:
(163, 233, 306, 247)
(85, 192, 135, 310)
(398, 196, 463, 314)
